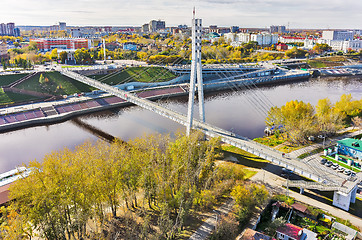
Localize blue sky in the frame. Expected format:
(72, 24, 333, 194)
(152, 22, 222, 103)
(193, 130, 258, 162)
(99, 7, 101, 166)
(1, 0, 361, 29)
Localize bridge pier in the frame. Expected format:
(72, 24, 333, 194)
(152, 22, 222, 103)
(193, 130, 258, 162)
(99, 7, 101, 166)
(332, 185, 358, 211)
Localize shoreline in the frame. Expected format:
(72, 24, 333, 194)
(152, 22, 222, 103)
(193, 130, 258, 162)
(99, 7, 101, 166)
(0, 70, 310, 134)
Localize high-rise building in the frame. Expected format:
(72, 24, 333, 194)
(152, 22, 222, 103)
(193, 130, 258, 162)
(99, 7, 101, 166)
(0, 24, 6, 35)
(6, 23, 15, 36)
(59, 22, 66, 31)
(14, 28, 20, 37)
(142, 24, 149, 33)
(0, 22, 17, 36)
(148, 20, 165, 32)
(270, 25, 286, 33)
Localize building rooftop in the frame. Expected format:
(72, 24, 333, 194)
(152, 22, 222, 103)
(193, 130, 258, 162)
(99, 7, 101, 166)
(240, 228, 272, 240)
(291, 203, 309, 214)
(337, 138, 362, 152)
(277, 223, 303, 240)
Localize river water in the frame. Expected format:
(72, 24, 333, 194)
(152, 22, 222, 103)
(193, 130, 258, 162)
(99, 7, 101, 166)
(0, 76, 361, 172)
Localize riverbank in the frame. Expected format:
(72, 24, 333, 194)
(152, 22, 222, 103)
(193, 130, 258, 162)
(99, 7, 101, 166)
(0, 69, 310, 134)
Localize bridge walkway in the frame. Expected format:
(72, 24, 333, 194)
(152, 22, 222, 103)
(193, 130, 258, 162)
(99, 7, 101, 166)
(61, 69, 348, 191)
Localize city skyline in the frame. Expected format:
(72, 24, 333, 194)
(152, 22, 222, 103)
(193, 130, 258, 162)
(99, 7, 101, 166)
(0, 0, 361, 29)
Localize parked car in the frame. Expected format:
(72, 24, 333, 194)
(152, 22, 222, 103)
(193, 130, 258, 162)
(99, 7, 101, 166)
(325, 161, 333, 167)
(343, 169, 351, 175)
(337, 166, 345, 172)
(320, 159, 327, 164)
(331, 163, 339, 170)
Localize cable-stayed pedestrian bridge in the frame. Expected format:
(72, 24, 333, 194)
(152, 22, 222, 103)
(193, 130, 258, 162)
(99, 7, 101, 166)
(61, 69, 359, 211)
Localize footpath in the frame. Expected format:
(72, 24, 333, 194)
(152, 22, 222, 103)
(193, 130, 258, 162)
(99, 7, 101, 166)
(188, 199, 234, 240)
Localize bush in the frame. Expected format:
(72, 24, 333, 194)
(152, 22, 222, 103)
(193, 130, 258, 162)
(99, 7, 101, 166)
(210, 213, 239, 240)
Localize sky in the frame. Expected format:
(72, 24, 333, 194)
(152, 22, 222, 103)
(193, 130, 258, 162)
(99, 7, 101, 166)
(0, 0, 361, 29)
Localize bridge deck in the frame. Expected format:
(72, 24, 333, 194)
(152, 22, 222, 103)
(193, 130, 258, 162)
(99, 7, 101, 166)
(61, 69, 351, 192)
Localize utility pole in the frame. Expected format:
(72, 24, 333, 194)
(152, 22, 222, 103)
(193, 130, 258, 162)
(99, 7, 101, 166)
(186, 7, 205, 136)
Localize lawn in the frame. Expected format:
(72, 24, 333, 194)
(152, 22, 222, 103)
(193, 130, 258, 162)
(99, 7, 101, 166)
(0, 91, 40, 105)
(0, 73, 28, 87)
(307, 56, 348, 68)
(16, 71, 95, 95)
(221, 144, 269, 169)
(89, 67, 176, 85)
(254, 135, 286, 147)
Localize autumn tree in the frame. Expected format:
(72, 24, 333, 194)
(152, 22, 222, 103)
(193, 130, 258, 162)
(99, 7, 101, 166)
(39, 73, 45, 84)
(315, 98, 344, 135)
(59, 51, 67, 64)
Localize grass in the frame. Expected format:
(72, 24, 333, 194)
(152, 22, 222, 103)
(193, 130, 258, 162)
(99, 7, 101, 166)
(0, 91, 40, 105)
(16, 71, 95, 95)
(221, 144, 269, 169)
(321, 155, 361, 173)
(0, 73, 28, 87)
(254, 135, 286, 147)
(307, 56, 348, 68)
(89, 67, 176, 85)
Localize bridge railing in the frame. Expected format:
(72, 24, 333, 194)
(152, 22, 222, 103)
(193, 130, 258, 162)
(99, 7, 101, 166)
(61, 69, 338, 186)
(284, 180, 346, 192)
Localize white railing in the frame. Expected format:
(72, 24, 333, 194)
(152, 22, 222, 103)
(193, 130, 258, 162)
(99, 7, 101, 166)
(61, 69, 335, 185)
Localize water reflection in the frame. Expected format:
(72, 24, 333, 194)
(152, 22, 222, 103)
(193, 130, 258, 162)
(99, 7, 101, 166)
(0, 77, 361, 172)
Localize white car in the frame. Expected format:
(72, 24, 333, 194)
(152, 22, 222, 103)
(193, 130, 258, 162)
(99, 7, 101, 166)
(331, 163, 339, 170)
(337, 166, 345, 172)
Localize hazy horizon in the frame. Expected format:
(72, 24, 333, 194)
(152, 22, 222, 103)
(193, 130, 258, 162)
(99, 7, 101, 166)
(1, 0, 361, 29)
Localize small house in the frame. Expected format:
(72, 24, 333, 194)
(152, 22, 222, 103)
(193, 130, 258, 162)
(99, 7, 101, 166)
(276, 223, 317, 240)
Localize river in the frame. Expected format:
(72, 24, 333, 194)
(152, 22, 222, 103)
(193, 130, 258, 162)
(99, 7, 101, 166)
(0, 76, 361, 172)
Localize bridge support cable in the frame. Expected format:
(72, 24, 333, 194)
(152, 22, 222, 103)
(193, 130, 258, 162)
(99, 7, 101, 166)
(61, 69, 336, 186)
(210, 49, 275, 117)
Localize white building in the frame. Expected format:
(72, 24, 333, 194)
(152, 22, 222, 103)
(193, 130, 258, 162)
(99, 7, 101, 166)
(318, 39, 362, 52)
(226, 32, 277, 46)
(322, 30, 354, 41)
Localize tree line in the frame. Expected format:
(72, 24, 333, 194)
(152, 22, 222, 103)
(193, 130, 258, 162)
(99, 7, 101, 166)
(0, 132, 260, 239)
(265, 94, 362, 144)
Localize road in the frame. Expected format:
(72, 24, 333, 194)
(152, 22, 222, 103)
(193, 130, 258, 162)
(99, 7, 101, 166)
(251, 169, 362, 231)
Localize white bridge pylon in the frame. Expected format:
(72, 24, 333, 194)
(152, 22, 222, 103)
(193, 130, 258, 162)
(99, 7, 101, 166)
(187, 11, 205, 136)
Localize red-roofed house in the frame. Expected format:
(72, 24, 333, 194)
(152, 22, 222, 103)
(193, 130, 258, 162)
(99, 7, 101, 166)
(276, 43, 288, 51)
(276, 223, 317, 240)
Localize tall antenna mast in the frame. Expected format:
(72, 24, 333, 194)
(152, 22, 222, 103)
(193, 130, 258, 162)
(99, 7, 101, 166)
(186, 8, 205, 136)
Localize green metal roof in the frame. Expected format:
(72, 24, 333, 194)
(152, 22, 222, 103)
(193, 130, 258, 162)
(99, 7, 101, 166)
(337, 138, 362, 152)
